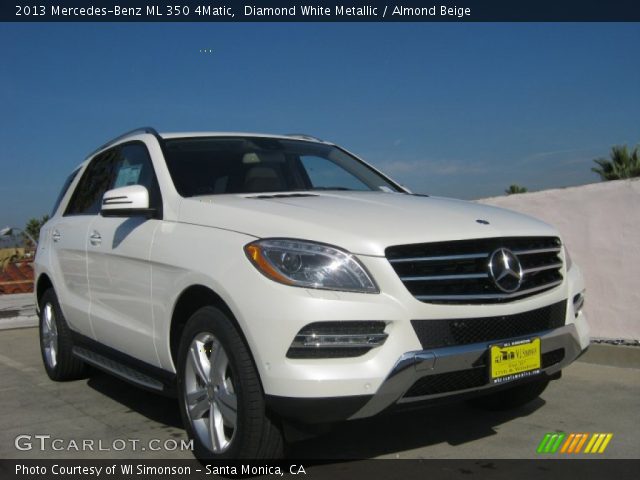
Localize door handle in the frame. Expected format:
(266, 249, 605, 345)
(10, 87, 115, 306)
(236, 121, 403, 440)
(52, 230, 61, 243)
(89, 231, 102, 246)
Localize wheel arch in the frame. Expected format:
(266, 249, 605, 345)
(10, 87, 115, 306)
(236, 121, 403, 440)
(36, 273, 54, 309)
(169, 284, 254, 373)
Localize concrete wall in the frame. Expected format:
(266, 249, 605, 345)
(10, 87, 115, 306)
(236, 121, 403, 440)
(478, 178, 640, 340)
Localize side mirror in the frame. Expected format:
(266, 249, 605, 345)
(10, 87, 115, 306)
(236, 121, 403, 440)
(101, 185, 155, 218)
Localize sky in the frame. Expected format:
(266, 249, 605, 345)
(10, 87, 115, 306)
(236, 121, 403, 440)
(1, 22, 639, 229)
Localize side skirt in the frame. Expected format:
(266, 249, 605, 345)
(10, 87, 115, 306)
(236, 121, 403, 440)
(70, 331, 177, 397)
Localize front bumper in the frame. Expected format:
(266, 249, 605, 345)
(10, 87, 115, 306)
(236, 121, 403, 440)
(351, 320, 585, 419)
(250, 256, 588, 422)
(267, 312, 588, 424)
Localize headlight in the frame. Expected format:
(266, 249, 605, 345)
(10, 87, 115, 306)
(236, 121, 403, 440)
(564, 245, 573, 271)
(244, 239, 379, 293)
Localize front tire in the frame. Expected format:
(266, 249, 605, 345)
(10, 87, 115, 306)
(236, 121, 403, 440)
(177, 306, 284, 459)
(39, 288, 87, 381)
(469, 377, 550, 411)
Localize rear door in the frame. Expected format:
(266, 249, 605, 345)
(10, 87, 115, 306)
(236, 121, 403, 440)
(50, 150, 117, 336)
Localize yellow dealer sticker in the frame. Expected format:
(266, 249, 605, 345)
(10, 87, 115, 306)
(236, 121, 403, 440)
(490, 338, 541, 383)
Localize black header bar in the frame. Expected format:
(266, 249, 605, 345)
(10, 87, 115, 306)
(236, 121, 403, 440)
(4, 0, 640, 22)
(2, 459, 640, 480)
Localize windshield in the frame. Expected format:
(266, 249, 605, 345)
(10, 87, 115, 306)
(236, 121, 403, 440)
(163, 137, 402, 197)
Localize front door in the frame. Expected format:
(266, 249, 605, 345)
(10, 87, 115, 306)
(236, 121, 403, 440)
(86, 142, 162, 366)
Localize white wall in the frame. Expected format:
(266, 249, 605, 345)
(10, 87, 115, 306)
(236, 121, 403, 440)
(478, 178, 640, 340)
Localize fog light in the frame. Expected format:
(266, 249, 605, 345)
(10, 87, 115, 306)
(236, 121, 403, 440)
(573, 291, 585, 317)
(287, 321, 388, 359)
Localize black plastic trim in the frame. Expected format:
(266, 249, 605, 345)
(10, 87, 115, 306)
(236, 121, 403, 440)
(388, 370, 562, 413)
(70, 331, 176, 396)
(265, 395, 372, 424)
(411, 300, 567, 349)
(100, 207, 157, 218)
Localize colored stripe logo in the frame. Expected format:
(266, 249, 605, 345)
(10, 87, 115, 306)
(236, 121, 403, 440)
(537, 433, 613, 454)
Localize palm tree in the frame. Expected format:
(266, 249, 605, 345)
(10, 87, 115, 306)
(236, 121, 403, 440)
(505, 184, 528, 195)
(592, 145, 640, 181)
(23, 215, 49, 246)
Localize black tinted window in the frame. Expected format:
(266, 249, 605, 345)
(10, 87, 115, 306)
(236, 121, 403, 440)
(65, 142, 160, 216)
(114, 143, 162, 210)
(65, 149, 119, 215)
(300, 156, 369, 191)
(51, 168, 79, 216)
(163, 137, 401, 197)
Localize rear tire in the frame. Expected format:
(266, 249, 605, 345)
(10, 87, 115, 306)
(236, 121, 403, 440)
(177, 306, 284, 459)
(469, 378, 550, 411)
(39, 288, 87, 381)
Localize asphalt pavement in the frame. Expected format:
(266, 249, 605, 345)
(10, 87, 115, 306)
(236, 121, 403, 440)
(0, 327, 638, 460)
(0, 293, 36, 331)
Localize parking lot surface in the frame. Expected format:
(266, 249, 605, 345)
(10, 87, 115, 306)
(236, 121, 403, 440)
(0, 327, 638, 459)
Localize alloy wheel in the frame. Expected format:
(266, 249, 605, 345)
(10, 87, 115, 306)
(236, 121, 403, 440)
(183, 332, 238, 453)
(41, 302, 58, 369)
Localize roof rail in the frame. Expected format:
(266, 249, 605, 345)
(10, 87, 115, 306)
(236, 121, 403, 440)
(285, 133, 324, 142)
(87, 127, 162, 158)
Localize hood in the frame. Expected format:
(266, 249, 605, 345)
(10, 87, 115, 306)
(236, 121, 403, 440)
(178, 191, 559, 256)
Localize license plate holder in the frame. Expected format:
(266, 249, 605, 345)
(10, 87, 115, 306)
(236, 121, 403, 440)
(489, 338, 541, 384)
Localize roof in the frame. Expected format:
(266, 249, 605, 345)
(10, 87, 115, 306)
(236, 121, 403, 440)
(84, 127, 330, 162)
(159, 132, 329, 144)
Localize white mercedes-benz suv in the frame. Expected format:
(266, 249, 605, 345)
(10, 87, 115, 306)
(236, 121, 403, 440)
(34, 128, 589, 459)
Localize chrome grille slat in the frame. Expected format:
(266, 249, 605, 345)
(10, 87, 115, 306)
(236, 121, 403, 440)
(523, 263, 563, 274)
(401, 273, 488, 282)
(389, 253, 488, 263)
(292, 333, 388, 348)
(386, 236, 563, 305)
(415, 280, 563, 301)
(513, 247, 562, 255)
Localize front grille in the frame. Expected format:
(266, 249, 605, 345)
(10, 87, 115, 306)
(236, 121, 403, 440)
(411, 300, 567, 349)
(403, 348, 566, 398)
(386, 236, 563, 304)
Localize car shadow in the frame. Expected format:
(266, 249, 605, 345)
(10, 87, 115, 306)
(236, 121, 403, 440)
(288, 398, 546, 458)
(86, 370, 183, 429)
(112, 216, 147, 249)
(85, 369, 545, 458)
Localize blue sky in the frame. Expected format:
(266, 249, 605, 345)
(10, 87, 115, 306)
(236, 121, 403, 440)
(1, 22, 639, 229)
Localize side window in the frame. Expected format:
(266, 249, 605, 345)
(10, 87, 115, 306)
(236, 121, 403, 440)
(65, 149, 119, 216)
(65, 142, 161, 216)
(50, 168, 80, 217)
(115, 143, 162, 210)
(300, 156, 369, 191)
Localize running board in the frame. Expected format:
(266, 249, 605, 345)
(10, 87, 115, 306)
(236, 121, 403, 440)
(72, 346, 164, 392)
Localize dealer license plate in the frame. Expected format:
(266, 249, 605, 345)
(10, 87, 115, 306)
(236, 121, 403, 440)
(489, 338, 541, 384)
